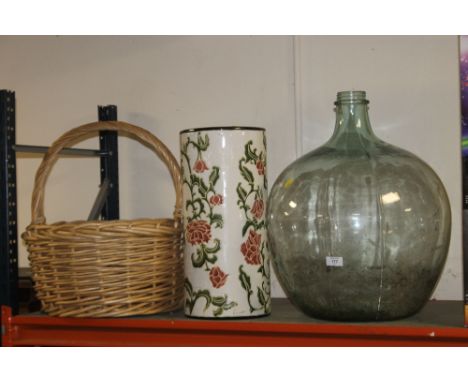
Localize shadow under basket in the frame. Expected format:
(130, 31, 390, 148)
(22, 121, 184, 318)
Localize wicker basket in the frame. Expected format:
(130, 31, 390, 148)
(22, 121, 184, 317)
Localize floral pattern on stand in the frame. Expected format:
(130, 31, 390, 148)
(184, 279, 237, 317)
(181, 132, 237, 316)
(237, 135, 271, 314)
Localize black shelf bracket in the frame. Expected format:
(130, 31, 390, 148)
(13, 144, 105, 157)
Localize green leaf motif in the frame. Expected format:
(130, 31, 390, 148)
(184, 279, 193, 297)
(204, 239, 221, 254)
(192, 248, 206, 268)
(197, 290, 212, 311)
(190, 174, 199, 186)
(206, 253, 218, 264)
(223, 301, 238, 310)
(211, 295, 227, 307)
(192, 242, 219, 268)
(236, 183, 247, 202)
(239, 163, 254, 184)
(194, 199, 205, 216)
(242, 220, 253, 237)
(211, 213, 224, 228)
(239, 265, 252, 293)
(197, 133, 210, 150)
(185, 283, 238, 316)
(198, 178, 209, 197)
(209, 166, 220, 186)
(257, 188, 264, 200)
(244, 140, 259, 162)
(257, 287, 266, 306)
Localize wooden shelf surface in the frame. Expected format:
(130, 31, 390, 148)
(2, 299, 467, 346)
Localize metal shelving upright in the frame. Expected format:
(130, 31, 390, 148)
(0, 90, 19, 320)
(0, 89, 120, 345)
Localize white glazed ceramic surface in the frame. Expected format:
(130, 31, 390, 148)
(180, 128, 271, 318)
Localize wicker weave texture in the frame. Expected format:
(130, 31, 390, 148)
(22, 121, 184, 317)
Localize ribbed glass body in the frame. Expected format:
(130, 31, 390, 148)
(267, 91, 451, 321)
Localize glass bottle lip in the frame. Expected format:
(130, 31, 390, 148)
(335, 90, 369, 105)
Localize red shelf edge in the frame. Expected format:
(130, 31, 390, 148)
(3, 305, 468, 346)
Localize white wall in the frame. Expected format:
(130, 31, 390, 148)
(0, 36, 462, 300)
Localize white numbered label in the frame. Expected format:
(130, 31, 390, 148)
(326, 256, 343, 267)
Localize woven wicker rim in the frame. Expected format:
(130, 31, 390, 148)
(30, 121, 183, 225)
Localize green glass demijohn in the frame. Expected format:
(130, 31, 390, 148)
(267, 90, 451, 321)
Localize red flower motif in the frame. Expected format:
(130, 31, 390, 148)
(209, 194, 224, 206)
(241, 229, 262, 265)
(193, 159, 209, 173)
(256, 160, 265, 176)
(186, 219, 212, 245)
(209, 266, 228, 288)
(250, 198, 264, 220)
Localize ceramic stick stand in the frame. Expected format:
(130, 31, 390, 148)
(180, 127, 271, 318)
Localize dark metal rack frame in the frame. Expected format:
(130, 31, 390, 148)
(0, 89, 120, 345)
(0, 90, 18, 321)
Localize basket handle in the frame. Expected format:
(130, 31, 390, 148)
(30, 121, 183, 225)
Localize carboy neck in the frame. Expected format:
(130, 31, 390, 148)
(328, 90, 378, 149)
